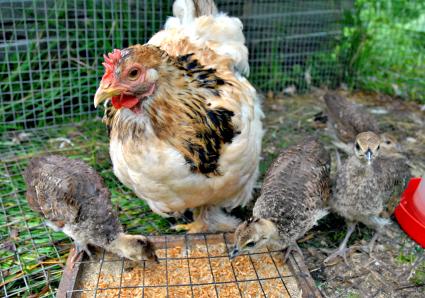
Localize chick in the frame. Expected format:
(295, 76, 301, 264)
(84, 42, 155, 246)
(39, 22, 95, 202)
(326, 132, 410, 263)
(324, 92, 380, 143)
(332, 131, 404, 158)
(231, 138, 331, 259)
(23, 155, 158, 263)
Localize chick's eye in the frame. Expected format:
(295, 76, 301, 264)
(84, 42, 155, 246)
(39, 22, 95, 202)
(355, 143, 360, 151)
(245, 241, 256, 248)
(385, 141, 391, 145)
(128, 68, 140, 80)
(377, 145, 380, 150)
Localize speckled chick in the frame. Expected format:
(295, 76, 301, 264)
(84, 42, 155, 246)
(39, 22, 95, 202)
(231, 138, 331, 259)
(23, 155, 158, 262)
(326, 132, 410, 263)
(324, 92, 380, 143)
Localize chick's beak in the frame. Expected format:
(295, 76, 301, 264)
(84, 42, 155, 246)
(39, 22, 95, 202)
(365, 149, 373, 162)
(152, 253, 159, 264)
(94, 82, 123, 108)
(229, 246, 240, 260)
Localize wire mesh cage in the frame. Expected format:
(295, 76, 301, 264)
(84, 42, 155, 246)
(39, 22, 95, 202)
(0, 1, 353, 296)
(57, 234, 320, 298)
(0, 0, 352, 130)
(1, 0, 424, 297)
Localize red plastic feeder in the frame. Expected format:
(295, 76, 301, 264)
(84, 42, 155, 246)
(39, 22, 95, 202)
(395, 177, 425, 248)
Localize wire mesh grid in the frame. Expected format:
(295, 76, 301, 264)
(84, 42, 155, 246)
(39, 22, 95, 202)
(61, 233, 306, 297)
(0, 0, 351, 130)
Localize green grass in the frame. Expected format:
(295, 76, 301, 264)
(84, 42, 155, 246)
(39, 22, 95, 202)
(339, 0, 425, 103)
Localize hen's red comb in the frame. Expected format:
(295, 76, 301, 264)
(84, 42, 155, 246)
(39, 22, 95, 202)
(101, 49, 122, 83)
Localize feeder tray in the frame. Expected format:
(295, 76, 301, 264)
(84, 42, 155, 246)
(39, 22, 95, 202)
(57, 233, 321, 297)
(395, 177, 425, 248)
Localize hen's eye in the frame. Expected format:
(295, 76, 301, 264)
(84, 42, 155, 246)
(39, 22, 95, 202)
(385, 140, 391, 145)
(128, 68, 140, 80)
(355, 143, 360, 151)
(245, 241, 255, 248)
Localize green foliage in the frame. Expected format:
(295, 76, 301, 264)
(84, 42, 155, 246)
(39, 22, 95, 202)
(339, 0, 425, 103)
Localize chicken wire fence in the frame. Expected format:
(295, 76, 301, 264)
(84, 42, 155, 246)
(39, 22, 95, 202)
(0, 0, 355, 131)
(4, 0, 422, 297)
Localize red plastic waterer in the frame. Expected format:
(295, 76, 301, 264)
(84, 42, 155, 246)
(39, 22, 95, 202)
(395, 177, 425, 248)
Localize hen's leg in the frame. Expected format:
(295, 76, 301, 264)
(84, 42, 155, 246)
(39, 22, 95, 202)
(172, 207, 207, 233)
(172, 206, 240, 233)
(324, 222, 356, 265)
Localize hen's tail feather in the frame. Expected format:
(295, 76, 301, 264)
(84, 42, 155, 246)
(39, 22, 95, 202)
(193, 0, 217, 17)
(162, 0, 249, 76)
(173, 0, 217, 25)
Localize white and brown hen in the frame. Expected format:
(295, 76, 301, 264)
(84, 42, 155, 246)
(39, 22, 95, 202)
(93, 0, 263, 233)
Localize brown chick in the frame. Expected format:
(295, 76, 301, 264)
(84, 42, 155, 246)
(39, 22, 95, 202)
(230, 138, 331, 259)
(326, 132, 410, 264)
(93, 0, 263, 233)
(23, 155, 158, 263)
(324, 92, 380, 142)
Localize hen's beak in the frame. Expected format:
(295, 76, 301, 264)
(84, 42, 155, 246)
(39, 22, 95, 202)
(229, 246, 240, 260)
(94, 83, 123, 108)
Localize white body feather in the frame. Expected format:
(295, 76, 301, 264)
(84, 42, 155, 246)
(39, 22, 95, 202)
(109, 4, 263, 217)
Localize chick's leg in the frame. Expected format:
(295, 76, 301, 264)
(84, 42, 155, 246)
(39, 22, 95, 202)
(361, 231, 379, 255)
(360, 215, 389, 255)
(69, 242, 92, 267)
(284, 243, 304, 262)
(324, 222, 356, 265)
(407, 253, 425, 280)
(172, 207, 207, 233)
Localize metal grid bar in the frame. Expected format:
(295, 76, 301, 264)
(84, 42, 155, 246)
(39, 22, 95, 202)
(64, 234, 298, 297)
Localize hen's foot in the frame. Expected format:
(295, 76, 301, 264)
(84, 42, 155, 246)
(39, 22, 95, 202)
(172, 220, 206, 233)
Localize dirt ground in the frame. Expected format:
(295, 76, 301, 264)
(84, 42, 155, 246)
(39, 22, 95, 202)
(259, 88, 425, 297)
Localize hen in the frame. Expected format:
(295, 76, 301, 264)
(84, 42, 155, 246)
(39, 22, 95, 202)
(23, 155, 158, 263)
(93, 0, 263, 233)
